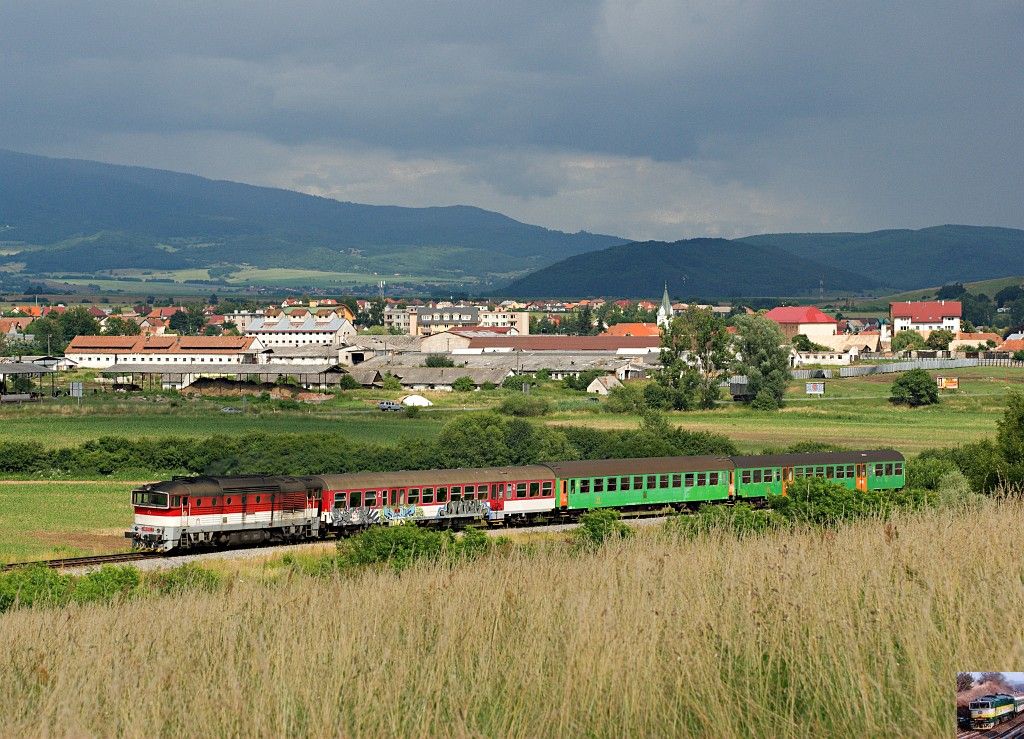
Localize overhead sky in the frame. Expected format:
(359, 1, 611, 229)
(2, 2, 1022, 240)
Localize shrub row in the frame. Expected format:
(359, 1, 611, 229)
(0, 563, 220, 614)
(0, 411, 736, 477)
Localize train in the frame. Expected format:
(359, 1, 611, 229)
(969, 693, 1024, 730)
(126, 449, 906, 552)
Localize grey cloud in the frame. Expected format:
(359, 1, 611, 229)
(0, 1, 1021, 238)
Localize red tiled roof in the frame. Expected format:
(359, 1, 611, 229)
(0, 317, 32, 332)
(466, 335, 660, 351)
(602, 323, 661, 337)
(955, 332, 1001, 343)
(66, 336, 140, 350)
(66, 335, 255, 354)
(997, 339, 1024, 353)
(890, 301, 962, 322)
(763, 306, 838, 325)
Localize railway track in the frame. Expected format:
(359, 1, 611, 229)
(1, 551, 161, 573)
(1, 513, 671, 573)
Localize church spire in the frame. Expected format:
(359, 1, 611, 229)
(657, 283, 672, 328)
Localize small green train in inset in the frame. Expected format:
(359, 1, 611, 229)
(545, 450, 905, 512)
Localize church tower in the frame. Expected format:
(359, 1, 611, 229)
(657, 283, 673, 328)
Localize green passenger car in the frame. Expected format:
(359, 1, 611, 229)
(731, 450, 905, 499)
(544, 456, 733, 511)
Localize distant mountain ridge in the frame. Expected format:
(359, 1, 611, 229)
(0, 149, 625, 284)
(498, 238, 879, 298)
(740, 225, 1024, 289)
(500, 225, 1024, 299)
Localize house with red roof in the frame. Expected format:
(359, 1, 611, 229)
(996, 338, 1024, 355)
(890, 300, 961, 335)
(602, 322, 661, 337)
(763, 306, 839, 341)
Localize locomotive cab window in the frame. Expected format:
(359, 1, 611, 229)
(132, 491, 169, 508)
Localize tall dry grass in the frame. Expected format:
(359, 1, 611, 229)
(2, 500, 1022, 737)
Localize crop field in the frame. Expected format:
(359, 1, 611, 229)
(1, 500, 1018, 735)
(0, 481, 132, 562)
(0, 403, 451, 448)
(551, 366, 1024, 454)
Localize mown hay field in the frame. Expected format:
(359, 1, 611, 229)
(2, 501, 1021, 736)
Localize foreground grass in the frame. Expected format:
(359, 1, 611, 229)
(0, 481, 132, 561)
(2, 501, 1019, 736)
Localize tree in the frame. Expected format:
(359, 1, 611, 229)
(357, 298, 385, 327)
(168, 304, 207, 335)
(936, 283, 966, 299)
(452, 376, 475, 392)
(925, 328, 955, 350)
(59, 307, 102, 339)
(102, 316, 140, 336)
(890, 369, 939, 406)
(731, 315, 790, 410)
(891, 330, 926, 352)
(1010, 299, 1024, 328)
(26, 316, 65, 354)
(658, 307, 731, 409)
(994, 284, 1024, 308)
(424, 354, 455, 368)
(792, 334, 828, 352)
(996, 391, 1024, 466)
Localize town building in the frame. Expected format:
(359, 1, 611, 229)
(65, 335, 266, 369)
(949, 332, 1001, 351)
(763, 306, 839, 341)
(602, 322, 661, 337)
(656, 285, 673, 329)
(383, 305, 530, 336)
(587, 375, 623, 395)
(890, 301, 962, 335)
(244, 314, 355, 348)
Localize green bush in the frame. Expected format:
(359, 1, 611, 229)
(452, 376, 476, 392)
(337, 524, 497, 572)
(382, 374, 402, 391)
(665, 503, 779, 540)
(424, 354, 455, 368)
(497, 394, 551, 417)
(0, 566, 74, 612)
(1014, 350, 1024, 362)
(148, 564, 221, 595)
(906, 455, 959, 490)
(404, 405, 421, 418)
(768, 477, 930, 526)
(890, 369, 939, 406)
(604, 383, 646, 413)
(72, 565, 141, 604)
(572, 509, 633, 550)
(337, 374, 361, 390)
(750, 388, 780, 411)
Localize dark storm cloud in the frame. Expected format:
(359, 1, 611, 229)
(1, 1, 1022, 238)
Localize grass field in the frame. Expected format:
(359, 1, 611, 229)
(0, 399, 454, 448)
(550, 366, 1024, 453)
(1, 500, 1017, 735)
(850, 274, 1024, 309)
(0, 481, 132, 562)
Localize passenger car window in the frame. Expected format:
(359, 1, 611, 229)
(620, 476, 630, 491)
(659, 475, 669, 488)
(529, 482, 540, 497)
(606, 478, 617, 492)
(672, 474, 681, 487)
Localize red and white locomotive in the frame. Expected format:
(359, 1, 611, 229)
(127, 466, 556, 551)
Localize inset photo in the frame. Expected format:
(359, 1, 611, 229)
(957, 673, 1024, 734)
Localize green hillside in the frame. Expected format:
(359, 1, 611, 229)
(741, 225, 1024, 289)
(0, 149, 624, 287)
(498, 239, 877, 298)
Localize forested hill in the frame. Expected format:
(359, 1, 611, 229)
(498, 238, 878, 298)
(740, 225, 1024, 289)
(0, 149, 624, 281)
